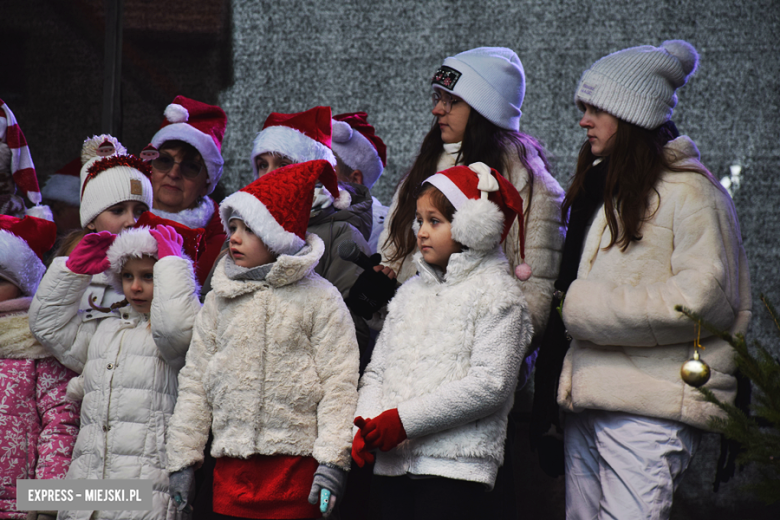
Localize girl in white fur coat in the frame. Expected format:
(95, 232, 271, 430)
(554, 41, 751, 519)
(354, 163, 533, 520)
(29, 221, 202, 520)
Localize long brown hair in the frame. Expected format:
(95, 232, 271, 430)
(562, 119, 702, 251)
(52, 228, 91, 259)
(385, 109, 549, 262)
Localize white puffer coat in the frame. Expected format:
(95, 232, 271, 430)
(165, 234, 360, 473)
(557, 137, 752, 430)
(29, 256, 201, 520)
(356, 247, 533, 488)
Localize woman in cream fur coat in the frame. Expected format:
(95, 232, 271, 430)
(557, 40, 751, 519)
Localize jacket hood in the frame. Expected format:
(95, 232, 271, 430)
(309, 182, 373, 241)
(414, 244, 511, 287)
(212, 232, 325, 298)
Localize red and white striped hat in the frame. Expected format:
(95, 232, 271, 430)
(0, 99, 41, 206)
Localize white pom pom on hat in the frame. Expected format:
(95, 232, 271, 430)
(164, 103, 190, 124)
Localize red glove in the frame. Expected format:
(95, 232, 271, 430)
(362, 409, 407, 452)
(66, 231, 116, 275)
(150, 225, 184, 259)
(351, 427, 374, 468)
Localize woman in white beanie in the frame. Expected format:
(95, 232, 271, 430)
(541, 40, 751, 519)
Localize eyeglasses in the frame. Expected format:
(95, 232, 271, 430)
(151, 155, 204, 179)
(431, 91, 460, 114)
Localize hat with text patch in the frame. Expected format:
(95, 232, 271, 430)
(79, 135, 153, 227)
(423, 162, 531, 279)
(574, 40, 699, 129)
(432, 47, 525, 131)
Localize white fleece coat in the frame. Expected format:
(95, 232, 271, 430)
(557, 137, 752, 430)
(165, 234, 360, 473)
(356, 247, 533, 488)
(29, 256, 201, 520)
(379, 143, 564, 339)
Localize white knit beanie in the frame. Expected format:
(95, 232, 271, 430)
(432, 47, 525, 131)
(574, 40, 699, 129)
(79, 136, 153, 227)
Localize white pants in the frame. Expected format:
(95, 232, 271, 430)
(564, 410, 700, 520)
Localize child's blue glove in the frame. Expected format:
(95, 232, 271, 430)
(168, 466, 195, 513)
(307, 464, 347, 517)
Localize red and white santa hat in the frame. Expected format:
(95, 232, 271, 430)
(251, 106, 337, 177)
(220, 160, 345, 255)
(151, 95, 227, 195)
(0, 99, 41, 206)
(41, 157, 82, 207)
(331, 112, 387, 189)
(423, 162, 532, 280)
(0, 215, 57, 296)
(79, 135, 153, 227)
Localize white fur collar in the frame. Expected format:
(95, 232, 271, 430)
(151, 196, 215, 229)
(0, 311, 50, 359)
(212, 233, 325, 298)
(414, 244, 509, 286)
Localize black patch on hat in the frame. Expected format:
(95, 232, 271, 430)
(432, 66, 461, 90)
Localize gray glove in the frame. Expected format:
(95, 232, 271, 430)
(168, 466, 196, 512)
(307, 463, 348, 517)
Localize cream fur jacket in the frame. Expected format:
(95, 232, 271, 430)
(379, 143, 564, 339)
(29, 256, 201, 520)
(557, 137, 752, 430)
(356, 247, 533, 488)
(166, 234, 360, 473)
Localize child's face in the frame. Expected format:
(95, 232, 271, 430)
(88, 201, 148, 234)
(121, 256, 156, 314)
(0, 278, 22, 302)
(228, 219, 278, 268)
(255, 153, 293, 178)
(415, 192, 462, 271)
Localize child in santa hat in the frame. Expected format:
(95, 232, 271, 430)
(0, 215, 80, 520)
(353, 162, 534, 519)
(147, 95, 228, 287)
(165, 160, 359, 519)
(29, 216, 202, 520)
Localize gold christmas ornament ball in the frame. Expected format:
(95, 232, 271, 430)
(681, 351, 711, 388)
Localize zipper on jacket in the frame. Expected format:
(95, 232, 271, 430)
(102, 328, 126, 479)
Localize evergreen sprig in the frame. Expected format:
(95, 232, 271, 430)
(675, 299, 780, 503)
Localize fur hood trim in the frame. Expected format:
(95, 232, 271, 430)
(0, 229, 46, 296)
(0, 311, 50, 359)
(105, 227, 158, 290)
(414, 244, 510, 286)
(212, 232, 325, 297)
(450, 197, 505, 251)
(150, 196, 215, 229)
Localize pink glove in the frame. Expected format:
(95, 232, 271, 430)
(66, 231, 116, 275)
(150, 225, 184, 259)
(362, 409, 407, 452)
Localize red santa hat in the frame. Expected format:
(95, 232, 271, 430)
(41, 157, 82, 207)
(220, 160, 345, 255)
(251, 106, 337, 177)
(331, 112, 387, 189)
(151, 96, 227, 195)
(424, 162, 532, 280)
(0, 215, 57, 296)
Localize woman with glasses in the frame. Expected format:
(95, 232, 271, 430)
(148, 95, 228, 287)
(374, 47, 565, 518)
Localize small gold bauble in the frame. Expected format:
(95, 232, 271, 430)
(681, 350, 711, 387)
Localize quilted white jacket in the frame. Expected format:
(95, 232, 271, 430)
(29, 256, 201, 520)
(356, 247, 533, 488)
(557, 137, 752, 430)
(165, 234, 360, 473)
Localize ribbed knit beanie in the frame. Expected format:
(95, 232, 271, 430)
(574, 40, 699, 129)
(432, 47, 525, 131)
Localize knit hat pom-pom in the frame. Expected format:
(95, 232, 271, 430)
(515, 262, 532, 281)
(332, 188, 352, 210)
(661, 40, 699, 78)
(81, 135, 126, 165)
(331, 120, 353, 144)
(164, 103, 189, 123)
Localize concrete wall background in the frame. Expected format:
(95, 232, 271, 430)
(2, 1, 778, 517)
